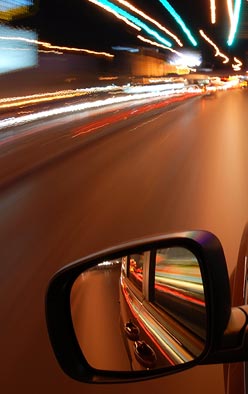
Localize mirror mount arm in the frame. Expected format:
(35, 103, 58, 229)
(202, 306, 248, 364)
(221, 306, 248, 349)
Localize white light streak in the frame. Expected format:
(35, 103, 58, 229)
(0, 89, 189, 131)
(124, 82, 185, 94)
(227, 0, 234, 23)
(137, 35, 199, 69)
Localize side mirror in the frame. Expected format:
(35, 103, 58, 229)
(45, 230, 248, 383)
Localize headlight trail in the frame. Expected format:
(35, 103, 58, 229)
(123, 82, 185, 93)
(0, 88, 195, 131)
(0, 85, 122, 110)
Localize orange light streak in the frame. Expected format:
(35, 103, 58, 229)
(137, 35, 192, 71)
(234, 56, 242, 66)
(0, 36, 114, 58)
(0, 91, 87, 110)
(137, 35, 181, 56)
(116, 0, 183, 46)
(0, 86, 121, 110)
(88, 0, 141, 31)
(210, 0, 216, 23)
(232, 56, 243, 71)
(199, 30, 229, 63)
(39, 49, 64, 55)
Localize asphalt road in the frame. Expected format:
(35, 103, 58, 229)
(1, 88, 248, 393)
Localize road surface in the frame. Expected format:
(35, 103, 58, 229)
(1, 88, 248, 393)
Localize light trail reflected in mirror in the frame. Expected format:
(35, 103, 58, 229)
(70, 246, 206, 372)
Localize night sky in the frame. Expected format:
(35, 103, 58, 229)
(15, 0, 248, 66)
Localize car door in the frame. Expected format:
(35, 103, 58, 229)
(225, 224, 248, 394)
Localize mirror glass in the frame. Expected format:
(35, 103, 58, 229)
(70, 246, 206, 372)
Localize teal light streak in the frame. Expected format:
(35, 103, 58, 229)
(158, 0, 198, 46)
(97, 0, 172, 47)
(227, 0, 242, 46)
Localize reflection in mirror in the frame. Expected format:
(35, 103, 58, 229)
(153, 248, 206, 364)
(70, 247, 206, 372)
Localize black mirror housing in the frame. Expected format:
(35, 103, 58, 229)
(46, 230, 231, 383)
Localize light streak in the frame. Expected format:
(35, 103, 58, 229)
(227, 0, 234, 22)
(98, 76, 119, 80)
(137, 35, 197, 70)
(234, 56, 242, 66)
(227, 0, 242, 46)
(0, 35, 43, 47)
(112, 45, 139, 52)
(0, 90, 197, 131)
(137, 34, 180, 55)
(124, 82, 185, 94)
(0, 85, 122, 110)
(232, 56, 243, 71)
(121, 280, 188, 364)
(0, 90, 87, 109)
(155, 283, 205, 307)
(88, 0, 172, 47)
(88, 0, 141, 31)
(0, 46, 33, 51)
(199, 30, 229, 64)
(116, 0, 183, 46)
(158, 0, 198, 46)
(210, 0, 216, 23)
(39, 49, 64, 55)
(41, 42, 115, 57)
(0, 35, 114, 57)
(155, 276, 204, 295)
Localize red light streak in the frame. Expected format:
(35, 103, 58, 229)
(121, 283, 176, 365)
(71, 93, 200, 139)
(155, 283, 205, 307)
